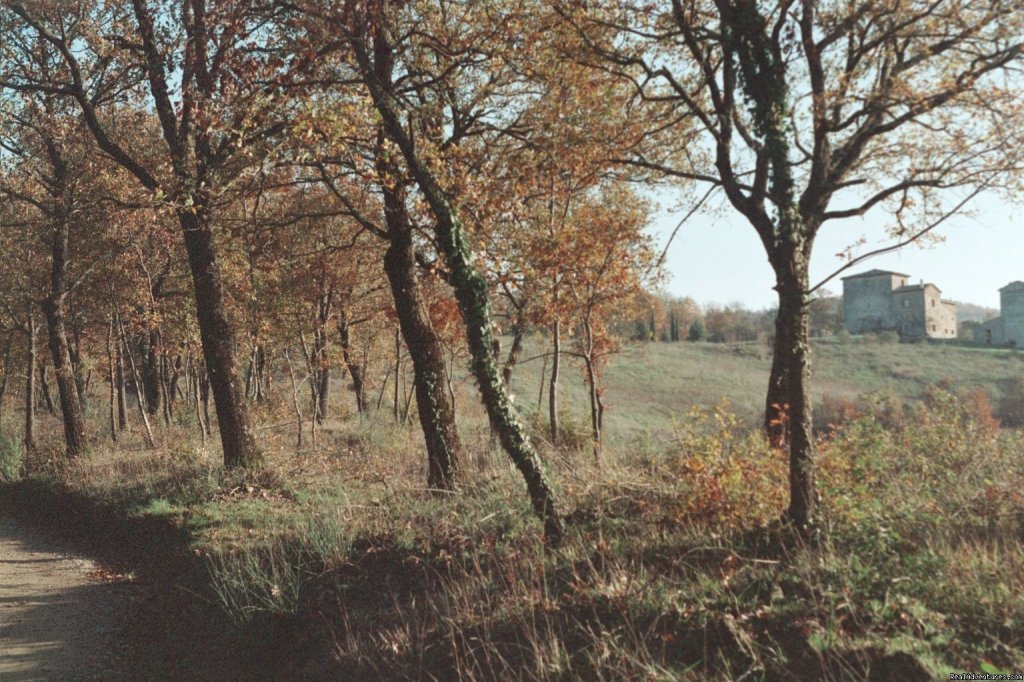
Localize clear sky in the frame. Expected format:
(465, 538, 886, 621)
(653, 192, 1022, 311)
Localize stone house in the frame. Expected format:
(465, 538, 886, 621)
(973, 281, 1024, 347)
(842, 269, 958, 340)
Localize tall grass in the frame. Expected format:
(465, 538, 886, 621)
(6, 350, 1024, 679)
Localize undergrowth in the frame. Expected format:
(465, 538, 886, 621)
(7, 384, 1024, 680)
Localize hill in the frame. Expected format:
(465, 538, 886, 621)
(952, 300, 999, 324)
(506, 337, 1024, 439)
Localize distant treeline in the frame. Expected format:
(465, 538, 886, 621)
(618, 292, 844, 343)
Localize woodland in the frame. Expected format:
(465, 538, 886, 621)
(1, 1, 1023, 679)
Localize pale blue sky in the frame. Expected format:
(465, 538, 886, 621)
(654, 193, 1021, 311)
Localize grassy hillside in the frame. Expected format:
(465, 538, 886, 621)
(3, 335, 1023, 680)
(507, 337, 1024, 439)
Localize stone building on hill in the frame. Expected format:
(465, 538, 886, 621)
(973, 281, 1024, 347)
(842, 269, 958, 340)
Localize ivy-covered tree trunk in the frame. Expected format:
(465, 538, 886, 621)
(775, 265, 816, 528)
(765, 315, 792, 448)
(433, 216, 564, 542)
(353, 20, 564, 543)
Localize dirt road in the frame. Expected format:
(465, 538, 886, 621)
(0, 514, 137, 681)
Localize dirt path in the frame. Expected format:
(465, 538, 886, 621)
(0, 514, 137, 681)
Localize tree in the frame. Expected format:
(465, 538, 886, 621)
(560, 184, 657, 456)
(687, 317, 707, 342)
(808, 292, 842, 338)
(292, 97, 467, 488)
(321, 0, 567, 542)
(0, 0, 317, 468)
(567, 0, 1024, 527)
(0, 92, 121, 456)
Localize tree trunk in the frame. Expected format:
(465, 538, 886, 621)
(200, 369, 212, 436)
(393, 329, 401, 421)
(160, 350, 172, 425)
(774, 270, 816, 529)
(193, 362, 207, 445)
(245, 345, 256, 399)
(116, 337, 128, 429)
(549, 321, 560, 446)
(106, 317, 118, 442)
(585, 357, 601, 458)
(297, 328, 319, 438)
(116, 309, 156, 449)
(337, 307, 367, 413)
(284, 350, 303, 449)
(256, 345, 267, 402)
(356, 33, 563, 543)
(178, 207, 260, 468)
(382, 216, 463, 490)
(143, 327, 162, 417)
(169, 354, 183, 403)
(37, 358, 55, 415)
(67, 313, 88, 412)
(24, 307, 36, 454)
(536, 355, 547, 415)
(582, 319, 602, 460)
(502, 321, 526, 389)
(433, 226, 563, 542)
(0, 334, 13, 431)
(764, 316, 792, 449)
(375, 367, 391, 412)
(314, 293, 331, 423)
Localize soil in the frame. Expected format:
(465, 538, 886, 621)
(0, 503, 276, 682)
(0, 514, 138, 680)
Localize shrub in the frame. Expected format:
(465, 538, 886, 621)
(879, 330, 900, 344)
(999, 376, 1024, 427)
(0, 432, 22, 482)
(526, 407, 592, 451)
(815, 394, 862, 431)
(687, 317, 706, 341)
(860, 389, 907, 431)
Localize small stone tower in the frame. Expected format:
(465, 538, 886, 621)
(1001, 281, 1024, 347)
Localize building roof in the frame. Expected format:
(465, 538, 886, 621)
(999, 281, 1024, 292)
(893, 283, 941, 294)
(841, 268, 910, 280)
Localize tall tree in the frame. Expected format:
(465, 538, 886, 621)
(0, 98, 97, 457)
(567, 0, 1024, 527)
(0, 0, 316, 467)
(327, 0, 566, 541)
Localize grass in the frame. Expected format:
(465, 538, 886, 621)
(1, 336, 1023, 679)
(506, 336, 1024, 438)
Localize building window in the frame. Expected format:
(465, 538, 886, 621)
(931, 300, 935, 307)
(931, 324, 936, 332)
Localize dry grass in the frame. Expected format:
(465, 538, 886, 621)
(2, 351, 1023, 680)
